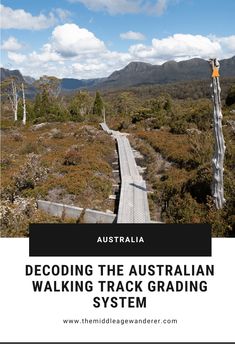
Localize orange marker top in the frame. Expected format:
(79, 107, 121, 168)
(212, 67, 220, 77)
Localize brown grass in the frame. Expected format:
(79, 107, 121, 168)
(1, 121, 116, 236)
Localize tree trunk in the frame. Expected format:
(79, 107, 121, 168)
(22, 83, 27, 125)
(12, 80, 18, 121)
(210, 59, 226, 209)
(102, 107, 106, 123)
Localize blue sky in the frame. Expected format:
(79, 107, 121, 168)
(1, 0, 234, 79)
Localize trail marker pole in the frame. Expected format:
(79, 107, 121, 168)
(210, 58, 226, 209)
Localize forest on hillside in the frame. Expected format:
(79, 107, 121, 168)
(1, 76, 235, 236)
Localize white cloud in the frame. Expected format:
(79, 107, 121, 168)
(213, 35, 235, 57)
(120, 31, 146, 41)
(54, 8, 71, 21)
(129, 34, 223, 62)
(0, 4, 56, 30)
(7, 52, 27, 64)
(1, 36, 23, 51)
(28, 44, 62, 63)
(69, 0, 169, 15)
(154, 0, 168, 15)
(69, 0, 140, 14)
(5, 25, 235, 80)
(51, 23, 106, 57)
(71, 50, 132, 78)
(0, 4, 71, 30)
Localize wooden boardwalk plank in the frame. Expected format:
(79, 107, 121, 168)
(100, 123, 150, 223)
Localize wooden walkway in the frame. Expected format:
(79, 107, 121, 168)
(101, 123, 150, 223)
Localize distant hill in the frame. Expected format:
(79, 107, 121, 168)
(0, 67, 24, 82)
(0, 68, 36, 98)
(61, 77, 104, 90)
(1, 56, 235, 93)
(23, 75, 35, 85)
(60, 56, 235, 90)
(100, 56, 235, 89)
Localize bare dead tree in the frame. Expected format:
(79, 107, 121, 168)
(102, 106, 106, 124)
(210, 58, 226, 209)
(22, 82, 27, 125)
(8, 80, 18, 121)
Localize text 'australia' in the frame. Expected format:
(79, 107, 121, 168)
(97, 236, 144, 243)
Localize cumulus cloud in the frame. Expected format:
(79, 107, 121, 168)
(120, 31, 146, 41)
(69, 0, 169, 15)
(28, 44, 62, 63)
(5, 24, 235, 80)
(129, 34, 223, 62)
(51, 23, 106, 57)
(1, 37, 23, 51)
(7, 43, 62, 69)
(8, 52, 27, 64)
(0, 4, 71, 30)
(68, 0, 140, 14)
(0, 4, 56, 30)
(154, 0, 168, 15)
(71, 51, 132, 78)
(54, 8, 71, 21)
(212, 35, 235, 57)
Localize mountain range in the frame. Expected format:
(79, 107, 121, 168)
(1, 56, 235, 93)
